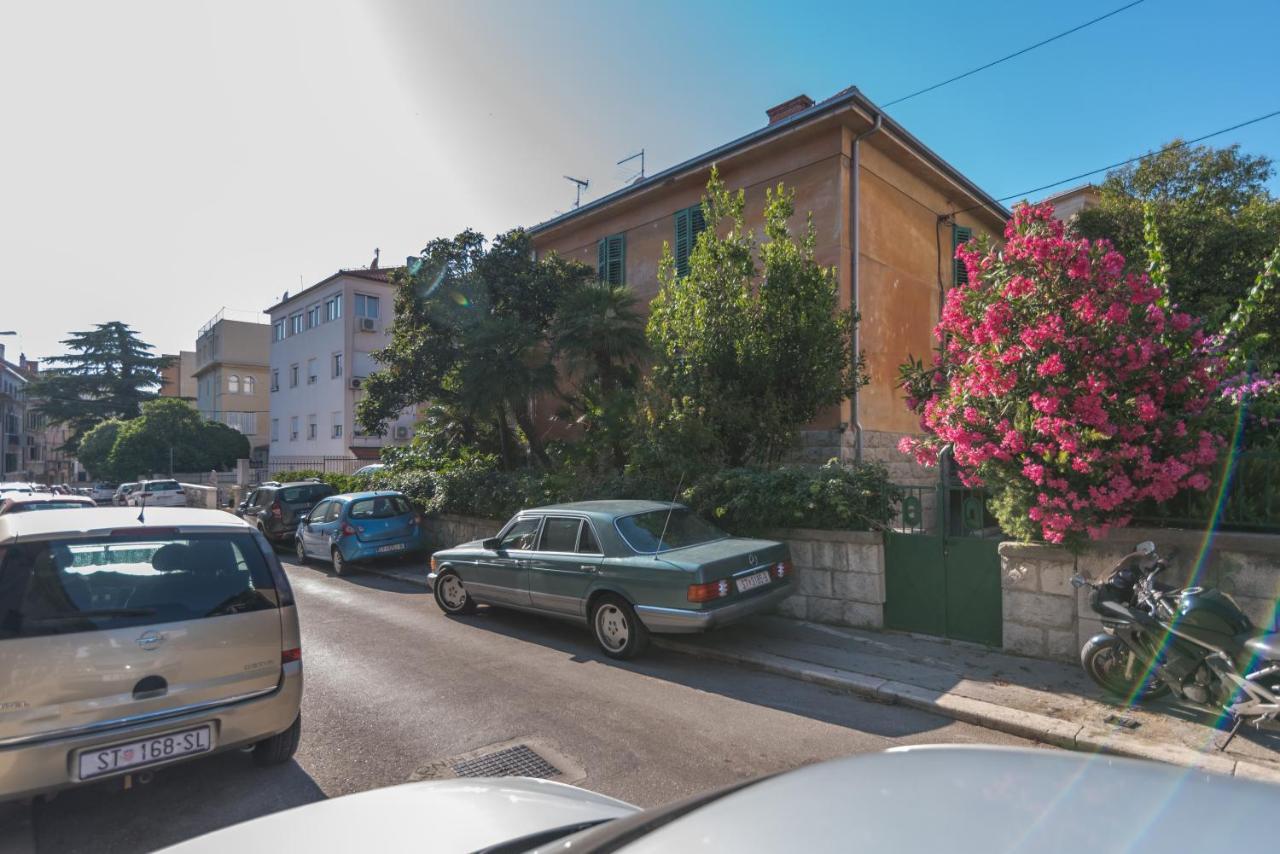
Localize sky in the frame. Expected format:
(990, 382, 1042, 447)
(2, 0, 1278, 364)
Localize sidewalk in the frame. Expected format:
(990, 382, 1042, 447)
(655, 615, 1280, 783)
(361, 561, 1280, 783)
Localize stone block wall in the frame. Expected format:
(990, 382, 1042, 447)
(1000, 528, 1280, 662)
(423, 514, 505, 551)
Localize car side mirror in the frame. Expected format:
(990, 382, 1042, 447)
(482, 537, 500, 550)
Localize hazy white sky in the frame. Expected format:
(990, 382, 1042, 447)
(4, 0, 1277, 363)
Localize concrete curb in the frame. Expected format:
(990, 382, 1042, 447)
(653, 637, 1280, 784)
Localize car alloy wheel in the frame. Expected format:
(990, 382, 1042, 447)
(590, 594, 649, 659)
(295, 539, 308, 564)
(331, 548, 350, 576)
(594, 603, 630, 652)
(433, 570, 476, 615)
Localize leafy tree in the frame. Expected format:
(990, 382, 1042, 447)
(31, 322, 171, 451)
(358, 228, 595, 468)
(106, 398, 248, 480)
(1073, 142, 1280, 362)
(76, 418, 125, 479)
(645, 168, 865, 467)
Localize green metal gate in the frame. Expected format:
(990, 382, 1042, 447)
(883, 463, 1002, 646)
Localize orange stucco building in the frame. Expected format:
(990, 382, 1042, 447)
(528, 87, 1008, 482)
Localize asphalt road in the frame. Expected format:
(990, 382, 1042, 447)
(25, 554, 1035, 853)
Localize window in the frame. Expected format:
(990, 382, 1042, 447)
(243, 376, 255, 395)
(349, 496, 410, 519)
(952, 224, 973, 286)
(354, 293, 380, 319)
(307, 414, 317, 440)
(538, 517, 581, 552)
(578, 522, 602, 555)
(278, 484, 335, 503)
(226, 412, 258, 434)
(289, 416, 299, 441)
(306, 305, 320, 328)
(596, 233, 625, 284)
(273, 320, 285, 342)
(615, 509, 726, 554)
(271, 370, 279, 392)
(271, 418, 279, 442)
(307, 358, 318, 384)
(322, 501, 342, 523)
(673, 203, 707, 278)
(332, 412, 343, 439)
(332, 353, 343, 378)
(325, 293, 342, 321)
(228, 374, 239, 394)
(289, 312, 303, 336)
(289, 364, 299, 388)
(497, 517, 541, 551)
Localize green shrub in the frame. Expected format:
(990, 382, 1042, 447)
(682, 461, 899, 535)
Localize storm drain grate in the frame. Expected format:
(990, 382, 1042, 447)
(450, 744, 561, 779)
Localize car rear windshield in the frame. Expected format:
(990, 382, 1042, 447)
(10, 501, 89, 512)
(348, 496, 411, 519)
(0, 532, 279, 640)
(615, 509, 726, 554)
(278, 484, 334, 503)
(145, 480, 181, 492)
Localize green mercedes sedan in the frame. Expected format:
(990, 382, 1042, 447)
(427, 500, 794, 658)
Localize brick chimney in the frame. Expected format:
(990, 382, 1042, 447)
(766, 94, 815, 125)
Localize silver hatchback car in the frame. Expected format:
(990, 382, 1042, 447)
(0, 507, 303, 801)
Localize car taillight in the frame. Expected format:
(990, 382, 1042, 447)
(688, 579, 731, 603)
(773, 560, 792, 580)
(271, 501, 282, 519)
(281, 648, 301, 664)
(341, 523, 357, 537)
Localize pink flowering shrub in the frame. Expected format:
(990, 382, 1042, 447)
(897, 204, 1225, 546)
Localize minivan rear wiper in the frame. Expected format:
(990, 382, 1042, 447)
(26, 607, 158, 623)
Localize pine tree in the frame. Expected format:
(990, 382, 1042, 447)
(31, 322, 171, 451)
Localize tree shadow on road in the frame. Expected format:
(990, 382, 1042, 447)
(443, 605, 970, 742)
(31, 752, 325, 854)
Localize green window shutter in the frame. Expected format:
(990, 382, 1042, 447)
(952, 225, 973, 286)
(673, 204, 708, 278)
(598, 234, 625, 285)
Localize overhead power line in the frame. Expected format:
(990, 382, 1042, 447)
(984, 107, 1280, 208)
(883, 0, 1146, 108)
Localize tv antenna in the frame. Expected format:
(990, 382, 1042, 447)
(618, 149, 645, 183)
(564, 175, 589, 209)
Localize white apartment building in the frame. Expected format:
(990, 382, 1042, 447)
(266, 266, 415, 464)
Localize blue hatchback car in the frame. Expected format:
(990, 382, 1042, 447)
(293, 491, 426, 575)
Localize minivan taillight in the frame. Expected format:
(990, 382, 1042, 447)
(281, 648, 301, 664)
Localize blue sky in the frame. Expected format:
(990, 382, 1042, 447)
(3, 0, 1278, 362)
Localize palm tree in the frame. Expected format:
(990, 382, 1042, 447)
(552, 282, 648, 394)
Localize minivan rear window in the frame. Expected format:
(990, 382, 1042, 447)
(0, 533, 279, 640)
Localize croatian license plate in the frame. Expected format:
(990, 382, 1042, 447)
(76, 724, 213, 781)
(735, 570, 771, 594)
(377, 543, 407, 554)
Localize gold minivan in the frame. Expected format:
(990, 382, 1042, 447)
(0, 507, 303, 801)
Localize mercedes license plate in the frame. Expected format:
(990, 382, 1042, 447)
(76, 724, 213, 781)
(735, 570, 771, 594)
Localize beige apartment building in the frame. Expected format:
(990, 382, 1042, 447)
(158, 350, 198, 401)
(194, 309, 271, 457)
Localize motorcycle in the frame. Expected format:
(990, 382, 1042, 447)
(1072, 540, 1280, 749)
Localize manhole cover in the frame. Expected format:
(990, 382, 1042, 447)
(410, 737, 586, 785)
(452, 744, 561, 779)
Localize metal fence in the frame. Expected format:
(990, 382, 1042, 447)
(261, 456, 369, 478)
(1135, 450, 1280, 534)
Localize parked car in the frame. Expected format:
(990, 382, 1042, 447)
(428, 500, 794, 659)
(0, 507, 302, 802)
(113, 482, 141, 506)
(243, 481, 337, 545)
(0, 482, 37, 497)
(235, 488, 260, 518)
(0, 493, 97, 514)
(88, 483, 118, 503)
(158, 746, 1280, 854)
(294, 491, 426, 576)
(352, 463, 386, 478)
(128, 479, 186, 507)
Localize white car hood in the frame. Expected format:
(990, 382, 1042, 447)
(160, 777, 636, 854)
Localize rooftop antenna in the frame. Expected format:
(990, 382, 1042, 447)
(564, 175, 589, 209)
(617, 149, 645, 183)
(653, 471, 686, 559)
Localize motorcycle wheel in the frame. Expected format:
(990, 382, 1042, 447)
(1081, 636, 1170, 701)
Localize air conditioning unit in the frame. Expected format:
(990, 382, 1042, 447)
(359, 317, 376, 332)
(394, 425, 409, 440)
(349, 378, 363, 389)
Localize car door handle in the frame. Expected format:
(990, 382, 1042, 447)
(580, 565, 596, 572)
